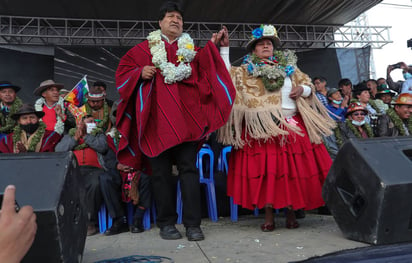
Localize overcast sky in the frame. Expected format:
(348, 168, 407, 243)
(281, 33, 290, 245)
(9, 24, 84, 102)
(365, 0, 412, 80)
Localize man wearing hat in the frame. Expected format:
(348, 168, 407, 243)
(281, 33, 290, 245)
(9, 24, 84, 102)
(0, 104, 62, 153)
(377, 93, 412, 137)
(326, 87, 348, 122)
(80, 88, 111, 133)
(334, 102, 374, 148)
(34, 79, 76, 135)
(0, 81, 23, 139)
(375, 83, 397, 109)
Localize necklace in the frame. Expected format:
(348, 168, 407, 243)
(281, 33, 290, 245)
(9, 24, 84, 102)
(12, 122, 46, 152)
(85, 102, 109, 131)
(386, 108, 411, 136)
(346, 119, 374, 138)
(0, 97, 23, 133)
(242, 50, 297, 92)
(147, 30, 197, 84)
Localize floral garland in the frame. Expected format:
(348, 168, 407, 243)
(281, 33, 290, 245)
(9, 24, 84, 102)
(345, 119, 374, 139)
(34, 97, 65, 134)
(334, 127, 344, 148)
(84, 101, 109, 130)
(147, 30, 197, 84)
(12, 121, 46, 152)
(0, 97, 23, 133)
(334, 121, 373, 147)
(242, 50, 297, 92)
(386, 108, 412, 136)
(106, 127, 121, 149)
(69, 127, 103, 150)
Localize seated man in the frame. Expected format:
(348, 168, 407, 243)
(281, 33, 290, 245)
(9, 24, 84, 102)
(326, 88, 348, 122)
(0, 81, 23, 139)
(55, 115, 124, 236)
(377, 93, 412, 137)
(34, 79, 76, 134)
(80, 89, 111, 133)
(0, 104, 61, 153)
(375, 84, 396, 110)
(335, 102, 374, 147)
(106, 106, 152, 234)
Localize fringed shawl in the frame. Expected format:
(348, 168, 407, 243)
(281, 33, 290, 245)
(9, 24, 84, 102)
(218, 65, 335, 149)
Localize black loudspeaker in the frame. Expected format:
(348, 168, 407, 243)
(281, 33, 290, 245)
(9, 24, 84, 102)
(0, 152, 87, 262)
(323, 137, 412, 245)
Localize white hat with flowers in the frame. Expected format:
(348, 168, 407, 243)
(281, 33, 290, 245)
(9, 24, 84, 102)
(246, 24, 281, 51)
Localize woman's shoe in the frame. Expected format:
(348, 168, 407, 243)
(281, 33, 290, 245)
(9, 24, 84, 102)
(260, 222, 275, 232)
(286, 210, 299, 229)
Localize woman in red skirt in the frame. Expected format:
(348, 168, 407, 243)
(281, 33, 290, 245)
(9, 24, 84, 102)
(218, 25, 335, 231)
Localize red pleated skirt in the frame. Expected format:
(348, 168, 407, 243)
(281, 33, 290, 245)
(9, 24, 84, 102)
(227, 114, 332, 211)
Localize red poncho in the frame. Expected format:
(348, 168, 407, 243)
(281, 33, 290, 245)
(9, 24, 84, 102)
(115, 39, 235, 169)
(0, 130, 62, 153)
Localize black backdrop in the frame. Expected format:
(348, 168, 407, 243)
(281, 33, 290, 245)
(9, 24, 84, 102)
(0, 45, 370, 104)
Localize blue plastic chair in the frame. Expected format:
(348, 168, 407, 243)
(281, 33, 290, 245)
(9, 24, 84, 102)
(98, 204, 113, 233)
(177, 144, 218, 224)
(218, 146, 241, 222)
(127, 202, 156, 231)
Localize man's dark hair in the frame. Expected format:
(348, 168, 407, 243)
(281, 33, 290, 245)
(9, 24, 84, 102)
(159, 1, 184, 21)
(338, 78, 352, 88)
(366, 79, 378, 85)
(93, 81, 107, 91)
(313, 76, 327, 83)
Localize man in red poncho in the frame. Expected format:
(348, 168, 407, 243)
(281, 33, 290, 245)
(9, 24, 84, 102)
(115, 1, 235, 241)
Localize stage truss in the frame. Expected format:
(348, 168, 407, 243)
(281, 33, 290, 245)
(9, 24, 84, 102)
(0, 15, 392, 49)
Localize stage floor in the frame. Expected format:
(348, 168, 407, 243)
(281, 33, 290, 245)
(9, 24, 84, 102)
(83, 211, 368, 263)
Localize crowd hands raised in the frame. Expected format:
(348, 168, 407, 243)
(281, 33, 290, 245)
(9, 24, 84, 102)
(1, 3, 412, 255)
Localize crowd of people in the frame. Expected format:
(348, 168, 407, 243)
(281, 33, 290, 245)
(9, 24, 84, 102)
(1, 3, 412, 260)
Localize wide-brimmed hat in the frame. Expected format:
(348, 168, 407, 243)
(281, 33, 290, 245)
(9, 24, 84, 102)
(0, 81, 21, 93)
(346, 102, 368, 117)
(375, 84, 397, 98)
(392, 93, 412, 106)
(34, 79, 64, 97)
(86, 90, 105, 101)
(11, 104, 45, 120)
(246, 24, 281, 52)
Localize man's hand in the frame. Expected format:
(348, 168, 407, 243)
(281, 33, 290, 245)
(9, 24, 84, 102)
(141, 66, 157, 80)
(289, 85, 304, 100)
(0, 185, 37, 263)
(117, 163, 134, 173)
(74, 122, 85, 141)
(341, 95, 350, 108)
(211, 26, 229, 47)
(15, 142, 27, 153)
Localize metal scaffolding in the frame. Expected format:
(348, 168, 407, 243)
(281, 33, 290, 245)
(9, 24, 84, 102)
(0, 15, 392, 49)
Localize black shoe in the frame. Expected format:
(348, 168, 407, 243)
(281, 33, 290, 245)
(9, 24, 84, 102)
(186, 226, 204, 241)
(159, 225, 182, 240)
(104, 218, 125, 236)
(130, 217, 144, 233)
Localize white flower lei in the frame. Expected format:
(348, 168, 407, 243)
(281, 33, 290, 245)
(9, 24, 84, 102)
(147, 30, 197, 84)
(34, 96, 65, 134)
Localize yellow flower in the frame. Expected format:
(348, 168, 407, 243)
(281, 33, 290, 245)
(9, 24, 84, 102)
(177, 55, 184, 62)
(185, 43, 194, 50)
